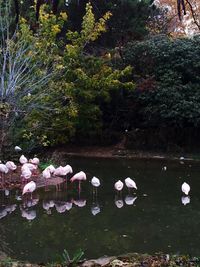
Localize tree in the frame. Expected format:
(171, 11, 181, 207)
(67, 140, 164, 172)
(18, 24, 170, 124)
(0, 0, 52, 155)
(17, 2, 134, 149)
(151, 0, 200, 37)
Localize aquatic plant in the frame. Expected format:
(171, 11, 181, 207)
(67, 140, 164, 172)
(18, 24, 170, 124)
(62, 249, 84, 266)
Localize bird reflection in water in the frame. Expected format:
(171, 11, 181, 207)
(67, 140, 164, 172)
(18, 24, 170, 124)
(181, 196, 190, 206)
(20, 206, 36, 221)
(55, 201, 73, 213)
(0, 204, 17, 219)
(115, 198, 124, 208)
(72, 198, 86, 208)
(124, 195, 137, 206)
(43, 200, 55, 214)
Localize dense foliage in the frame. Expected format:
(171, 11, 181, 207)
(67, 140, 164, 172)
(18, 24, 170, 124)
(10, 2, 134, 150)
(1, 0, 200, 153)
(122, 36, 200, 129)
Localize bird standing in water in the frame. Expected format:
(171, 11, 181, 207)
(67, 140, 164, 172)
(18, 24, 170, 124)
(124, 177, 137, 193)
(91, 176, 100, 196)
(181, 182, 190, 195)
(70, 171, 86, 193)
(114, 180, 124, 192)
(22, 181, 36, 199)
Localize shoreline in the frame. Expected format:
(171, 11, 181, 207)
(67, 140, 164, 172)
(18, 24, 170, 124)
(49, 145, 200, 162)
(1, 252, 200, 266)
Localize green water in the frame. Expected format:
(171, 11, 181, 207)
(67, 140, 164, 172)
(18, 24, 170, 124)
(0, 157, 200, 263)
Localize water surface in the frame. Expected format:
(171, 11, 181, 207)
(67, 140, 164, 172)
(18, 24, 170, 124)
(0, 157, 200, 263)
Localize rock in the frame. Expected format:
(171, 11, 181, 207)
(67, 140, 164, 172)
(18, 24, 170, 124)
(82, 256, 116, 267)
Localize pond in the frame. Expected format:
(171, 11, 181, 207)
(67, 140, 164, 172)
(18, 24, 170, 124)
(0, 157, 200, 263)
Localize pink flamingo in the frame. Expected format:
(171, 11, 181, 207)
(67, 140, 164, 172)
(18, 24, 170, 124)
(29, 157, 40, 165)
(42, 168, 51, 191)
(70, 171, 86, 193)
(21, 166, 32, 185)
(0, 164, 9, 187)
(5, 161, 17, 182)
(19, 155, 28, 164)
(22, 181, 36, 199)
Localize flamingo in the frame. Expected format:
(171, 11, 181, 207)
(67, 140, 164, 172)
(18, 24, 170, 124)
(181, 182, 190, 195)
(70, 171, 86, 192)
(63, 164, 73, 176)
(29, 157, 40, 165)
(42, 168, 51, 191)
(0, 164, 9, 186)
(91, 176, 100, 196)
(124, 177, 137, 192)
(22, 163, 37, 172)
(91, 176, 100, 187)
(54, 165, 72, 178)
(6, 161, 17, 171)
(21, 166, 32, 184)
(114, 180, 124, 192)
(19, 155, 28, 164)
(45, 165, 56, 174)
(53, 166, 64, 176)
(22, 181, 36, 198)
(5, 162, 15, 187)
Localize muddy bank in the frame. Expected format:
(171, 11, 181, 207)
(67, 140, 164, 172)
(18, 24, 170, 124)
(46, 144, 199, 163)
(1, 253, 200, 267)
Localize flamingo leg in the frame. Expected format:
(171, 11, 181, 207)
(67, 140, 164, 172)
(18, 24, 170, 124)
(78, 181, 81, 193)
(45, 178, 49, 192)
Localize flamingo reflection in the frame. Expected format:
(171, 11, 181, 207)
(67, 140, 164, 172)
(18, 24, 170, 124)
(72, 198, 86, 208)
(115, 198, 124, 208)
(124, 195, 137, 205)
(181, 196, 190, 205)
(20, 206, 36, 221)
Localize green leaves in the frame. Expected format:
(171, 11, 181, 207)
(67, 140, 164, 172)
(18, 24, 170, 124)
(62, 248, 84, 266)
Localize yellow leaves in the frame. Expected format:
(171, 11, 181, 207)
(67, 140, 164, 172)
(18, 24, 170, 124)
(66, 2, 112, 52)
(22, 131, 33, 140)
(51, 24, 61, 34)
(60, 12, 68, 21)
(19, 17, 27, 24)
(56, 64, 64, 70)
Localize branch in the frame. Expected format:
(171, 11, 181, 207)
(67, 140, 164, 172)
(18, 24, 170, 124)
(185, 0, 200, 30)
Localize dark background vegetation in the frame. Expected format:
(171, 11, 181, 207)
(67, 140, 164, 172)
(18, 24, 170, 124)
(1, 0, 200, 154)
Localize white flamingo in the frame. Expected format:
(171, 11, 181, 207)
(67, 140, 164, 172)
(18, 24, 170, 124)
(91, 176, 100, 196)
(124, 177, 137, 192)
(181, 182, 190, 195)
(19, 155, 28, 164)
(114, 180, 124, 192)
